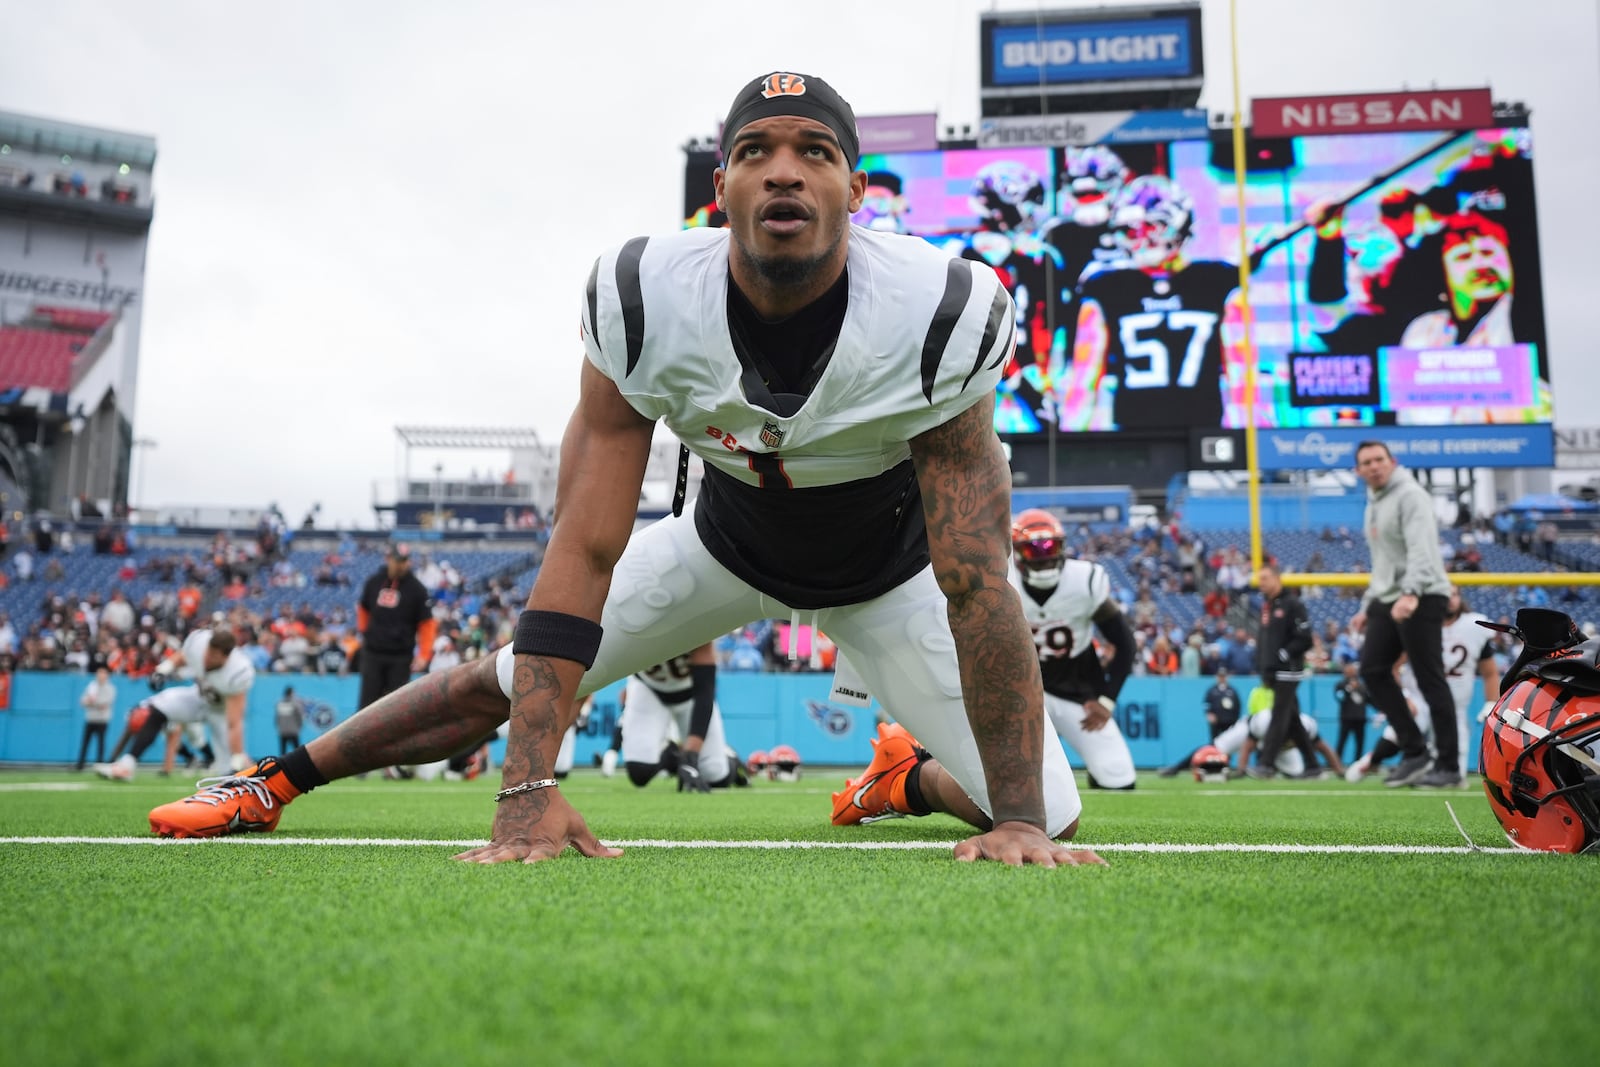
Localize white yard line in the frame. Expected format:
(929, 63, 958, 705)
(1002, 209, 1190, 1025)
(0, 835, 1536, 855)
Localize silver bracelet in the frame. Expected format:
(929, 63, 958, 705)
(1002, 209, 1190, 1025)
(494, 779, 559, 802)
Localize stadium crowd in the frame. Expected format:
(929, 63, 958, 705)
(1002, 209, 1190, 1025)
(0, 504, 1590, 690)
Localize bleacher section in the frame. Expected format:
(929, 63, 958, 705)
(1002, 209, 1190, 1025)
(0, 304, 113, 392)
(0, 537, 542, 635)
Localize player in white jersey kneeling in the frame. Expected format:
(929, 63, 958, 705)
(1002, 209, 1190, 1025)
(1008, 509, 1138, 789)
(617, 643, 734, 791)
(1345, 587, 1498, 783)
(95, 629, 256, 782)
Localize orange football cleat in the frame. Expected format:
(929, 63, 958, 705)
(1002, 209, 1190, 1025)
(831, 722, 923, 826)
(148, 756, 301, 839)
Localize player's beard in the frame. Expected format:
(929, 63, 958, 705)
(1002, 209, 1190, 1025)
(735, 214, 848, 287)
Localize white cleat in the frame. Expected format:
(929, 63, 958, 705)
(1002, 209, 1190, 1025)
(600, 749, 618, 778)
(1344, 755, 1371, 784)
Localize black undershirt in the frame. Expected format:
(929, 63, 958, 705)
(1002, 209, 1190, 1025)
(695, 265, 930, 609)
(726, 268, 849, 415)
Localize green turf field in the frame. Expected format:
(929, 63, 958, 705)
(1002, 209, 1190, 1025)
(1, 767, 1589, 1067)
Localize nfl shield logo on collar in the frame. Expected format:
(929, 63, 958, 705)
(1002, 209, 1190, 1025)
(760, 421, 785, 448)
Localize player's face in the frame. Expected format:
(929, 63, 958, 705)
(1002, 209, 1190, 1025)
(1442, 235, 1512, 306)
(1446, 588, 1462, 618)
(1355, 445, 1395, 490)
(714, 116, 865, 286)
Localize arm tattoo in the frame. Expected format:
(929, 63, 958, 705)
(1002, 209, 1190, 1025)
(325, 660, 513, 778)
(504, 656, 562, 784)
(913, 401, 1046, 828)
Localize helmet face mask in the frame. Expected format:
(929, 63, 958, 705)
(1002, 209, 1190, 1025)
(1059, 146, 1129, 228)
(1111, 175, 1194, 271)
(1192, 744, 1229, 783)
(1011, 508, 1067, 590)
(1481, 676, 1600, 853)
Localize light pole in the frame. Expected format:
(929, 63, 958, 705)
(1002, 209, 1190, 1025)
(67, 408, 87, 513)
(131, 437, 157, 517)
(432, 462, 444, 530)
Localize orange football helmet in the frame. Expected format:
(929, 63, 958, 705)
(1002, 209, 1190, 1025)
(768, 743, 802, 782)
(1011, 508, 1067, 589)
(1192, 744, 1230, 783)
(1478, 610, 1600, 854)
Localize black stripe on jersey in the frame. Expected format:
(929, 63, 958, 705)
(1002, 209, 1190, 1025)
(920, 260, 974, 403)
(962, 284, 1014, 391)
(584, 257, 601, 352)
(616, 237, 650, 376)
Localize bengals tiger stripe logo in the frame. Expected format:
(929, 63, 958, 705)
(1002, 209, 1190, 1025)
(760, 73, 807, 99)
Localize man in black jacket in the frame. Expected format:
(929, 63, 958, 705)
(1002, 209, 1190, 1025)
(1202, 666, 1242, 739)
(356, 545, 436, 713)
(1247, 563, 1322, 779)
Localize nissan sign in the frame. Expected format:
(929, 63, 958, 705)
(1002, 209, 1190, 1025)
(1251, 88, 1494, 137)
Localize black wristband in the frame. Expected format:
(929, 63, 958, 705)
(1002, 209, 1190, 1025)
(511, 610, 604, 669)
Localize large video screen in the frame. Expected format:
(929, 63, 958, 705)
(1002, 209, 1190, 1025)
(685, 126, 1548, 436)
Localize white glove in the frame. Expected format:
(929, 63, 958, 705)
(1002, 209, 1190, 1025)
(1477, 700, 1497, 724)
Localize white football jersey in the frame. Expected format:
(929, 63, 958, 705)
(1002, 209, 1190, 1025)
(1398, 611, 1494, 712)
(179, 629, 256, 710)
(633, 653, 695, 701)
(1247, 709, 1319, 742)
(1011, 557, 1109, 663)
(580, 226, 1014, 490)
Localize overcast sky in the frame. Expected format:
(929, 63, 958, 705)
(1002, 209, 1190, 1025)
(4, 0, 1597, 527)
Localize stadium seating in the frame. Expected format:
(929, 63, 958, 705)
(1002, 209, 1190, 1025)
(0, 328, 86, 392)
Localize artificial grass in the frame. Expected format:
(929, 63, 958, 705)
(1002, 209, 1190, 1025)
(1, 770, 1588, 1067)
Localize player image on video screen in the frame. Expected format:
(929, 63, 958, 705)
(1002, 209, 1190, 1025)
(1057, 174, 1259, 432)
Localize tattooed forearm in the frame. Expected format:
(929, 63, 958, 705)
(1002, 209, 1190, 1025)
(501, 655, 565, 784)
(912, 398, 1046, 828)
(311, 658, 511, 780)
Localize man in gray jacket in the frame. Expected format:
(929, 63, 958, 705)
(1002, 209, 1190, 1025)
(1349, 441, 1458, 787)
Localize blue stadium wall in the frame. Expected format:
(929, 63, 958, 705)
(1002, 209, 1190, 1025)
(0, 671, 1487, 772)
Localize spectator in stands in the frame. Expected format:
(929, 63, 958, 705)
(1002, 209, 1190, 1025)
(1144, 634, 1179, 676)
(0, 612, 15, 657)
(1333, 623, 1361, 666)
(1221, 627, 1256, 675)
(430, 635, 462, 674)
(314, 631, 347, 675)
(1203, 586, 1228, 619)
(1179, 633, 1203, 677)
(13, 547, 33, 583)
(76, 667, 116, 770)
(100, 590, 135, 638)
(32, 518, 54, 555)
(1536, 519, 1559, 562)
(276, 627, 311, 673)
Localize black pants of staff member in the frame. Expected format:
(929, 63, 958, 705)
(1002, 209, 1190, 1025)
(1336, 721, 1366, 764)
(1257, 679, 1319, 771)
(279, 732, 299, 756)
(359, 650, 415, 711)
(1208, 715, 1238, 740)
(1359, 595, 1455, 771)
(75, 722, 108, 769)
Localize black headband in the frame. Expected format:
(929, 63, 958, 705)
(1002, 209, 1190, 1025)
(720, 71, 860, 170)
